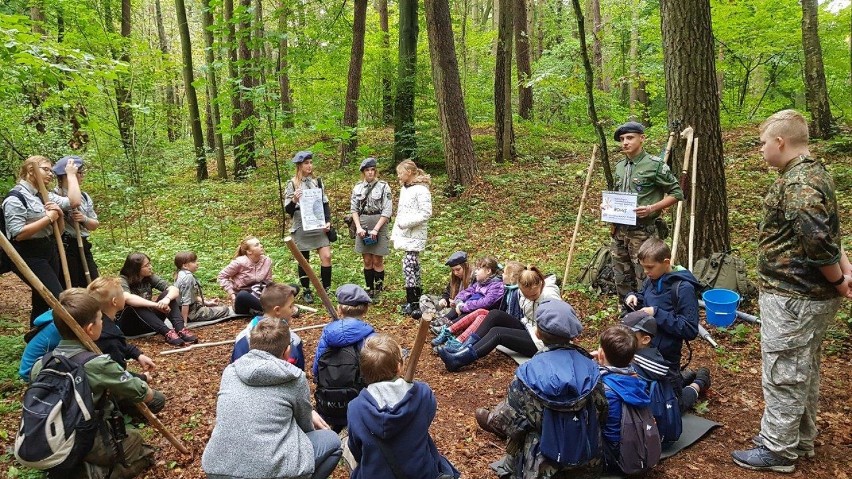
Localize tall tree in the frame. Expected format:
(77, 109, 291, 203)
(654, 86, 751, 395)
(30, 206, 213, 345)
(424, 0, 478, 194)
(660, 0, 728, 260)
(154, 0, 179, 142)
(628, 1, 648, 123)
(234, 0, 257, 177)
(393, 0, 418, 162)
(175, 0, 208, 180)
(116, 0, 137, 160)
(590, 0, 606, 91)
(341, 0, 368, 166)
(201, 0, 227, 178)
(514, 0, 533, 120)
(376, 0, 393, 124)
(277, 0, 294, 127)
(800, 0, 834, 139)
(494, 0, 515, 162)
(224, 0, 243, 147)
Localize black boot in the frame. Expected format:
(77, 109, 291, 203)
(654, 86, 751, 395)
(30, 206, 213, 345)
(438, 344, 478, 372)
(401, 287, 417, 316)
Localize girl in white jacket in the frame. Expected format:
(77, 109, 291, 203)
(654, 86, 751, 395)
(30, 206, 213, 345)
(390, 160, 433, 315)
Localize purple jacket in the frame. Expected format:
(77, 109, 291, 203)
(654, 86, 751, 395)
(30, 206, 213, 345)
(455, 276, 505, 314)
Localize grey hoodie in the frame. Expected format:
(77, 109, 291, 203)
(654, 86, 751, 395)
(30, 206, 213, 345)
(202, 349, 316, 479)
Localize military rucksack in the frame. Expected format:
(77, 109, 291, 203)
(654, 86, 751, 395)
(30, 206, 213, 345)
(577, 246, 617, 295)
(692, 252, 757, 302)
(314, 344, 364, 426)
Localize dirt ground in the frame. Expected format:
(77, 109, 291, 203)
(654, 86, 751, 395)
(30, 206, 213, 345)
(1, 272, 850, 479)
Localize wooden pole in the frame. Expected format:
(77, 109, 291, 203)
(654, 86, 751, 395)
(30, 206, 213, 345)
(562, 145, 597, 289)
(661, 131, 676, 164)
(688, 137, 699, 271)
(159, 323, 328, 355)
(283, 236, 338, 320)
(33, 167, 72, 289)
(0, 232, 189, 455)
(671, 127, 694, 260)
(73, 221, 92, 285)
(404, 312, 433, 382)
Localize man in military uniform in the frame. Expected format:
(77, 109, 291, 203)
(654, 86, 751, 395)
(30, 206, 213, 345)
(609, 121, 683, 298)
(732, 110, 852, 473)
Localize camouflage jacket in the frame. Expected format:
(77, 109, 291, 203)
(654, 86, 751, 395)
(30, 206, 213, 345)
(613, 150, 683, 222)
(758, 156, 842, 300)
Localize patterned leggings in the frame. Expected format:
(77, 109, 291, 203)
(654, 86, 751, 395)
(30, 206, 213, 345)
(402, 251, 421, 288)
(449, 308, 490, 342)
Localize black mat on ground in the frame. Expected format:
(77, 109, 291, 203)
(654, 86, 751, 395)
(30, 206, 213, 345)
(124, 313, 252, 339)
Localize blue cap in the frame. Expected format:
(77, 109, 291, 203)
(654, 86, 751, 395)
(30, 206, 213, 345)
(535, 300, 583, 340)
(52, 155, 84, 176)
(359, 157, 377, 172)
(292, 151, 313, 164)
(614, 121, 646, 141)
(336, 284, 372, 306)
(621, 310, 657, 336)
(445, 251, 468, 267)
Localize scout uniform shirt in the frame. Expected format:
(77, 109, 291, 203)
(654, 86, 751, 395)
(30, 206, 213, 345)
(613, 151, 683, 223)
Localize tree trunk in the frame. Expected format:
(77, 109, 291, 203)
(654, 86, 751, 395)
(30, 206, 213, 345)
(278, 0, 294, 128)
(377, 0, 394, 124)
(660, 0, 728, 261)
(175, 0, 208, 180)
(800, 0, 834, 139)
(340, 0, 368, 166)
(202, 0, 228, 178)
(116, 0, 137, 161)
(224, 0, 243, 147)
(629, 4, 639, 113)
(234, 0, 257, 178)
(425, 0, 478, 195)
(590, 0, 606, 91)
(154, 0, 179, 142)
(515, 0, 533, 120)
(571, 0, 611, 188)
(393, 0, 419, 162)
(494, 0, 515, 162)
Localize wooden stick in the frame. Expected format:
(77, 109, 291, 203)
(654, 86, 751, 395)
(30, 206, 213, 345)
(562, 145, 597, 289)
(73, 221, 91, 285)
(671, 127, 694, 260)
(284, 236, 338, 320)
(661, 131, 676, 165)
(33, 167, 72, 289)
(296, 304, 319, 313)
(688, 137, 699, 271)
(0, 232, 189, 455)
(159, 323, 328, 355)
(404, 312, 433, 382)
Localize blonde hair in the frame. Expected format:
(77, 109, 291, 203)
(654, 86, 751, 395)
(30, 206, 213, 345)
(759, 109, 809, 147)
(235, 236, 259, 258)
(360, 334, 403, 385)
(55, 288, 101, 339)
(518, 265, 546, 289)
(397, 160, 431, 186)
(87, 276, 123, 304)
(19, 155, 51, 182)
(503, 261, 524, 285)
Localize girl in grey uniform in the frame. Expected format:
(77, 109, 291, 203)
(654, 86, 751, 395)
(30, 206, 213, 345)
(284, 151, 333, 304)
(350, 157, 392, 297)
(52, 155, 99, 287)
(3, 156, 80, 324)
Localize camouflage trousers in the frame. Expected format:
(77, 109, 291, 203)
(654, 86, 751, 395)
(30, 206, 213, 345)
(758, 291, 842, 460)
(610, 224, 656, 297)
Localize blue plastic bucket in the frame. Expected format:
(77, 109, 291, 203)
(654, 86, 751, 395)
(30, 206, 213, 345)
(702, 288, 740, 328)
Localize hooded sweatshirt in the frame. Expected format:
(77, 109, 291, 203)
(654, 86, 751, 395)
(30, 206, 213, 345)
(312, 317, 375, 377)
(347, 379, 459, 479)
(600, 368, 651, 445)
(631, 269, 700, 367)
(18, 310, 60, 381)
(455, 274, 505, 313)
(519, 274, 562, 351)
(202, 349, 316, 479)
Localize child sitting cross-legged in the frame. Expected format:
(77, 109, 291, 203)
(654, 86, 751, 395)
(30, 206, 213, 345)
(346, 334, 460, 479)
(232, 282, 304, 369)
(202, 318, 342, 479)
(312, 284, 375, 431)
(174, 251, 232, 324)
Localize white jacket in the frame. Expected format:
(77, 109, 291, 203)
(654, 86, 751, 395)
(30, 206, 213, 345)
(519, 274, 561, 351)
(391, 184, 432, 252)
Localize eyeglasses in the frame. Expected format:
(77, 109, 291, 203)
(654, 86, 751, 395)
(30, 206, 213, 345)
(39, 166, 53, 173)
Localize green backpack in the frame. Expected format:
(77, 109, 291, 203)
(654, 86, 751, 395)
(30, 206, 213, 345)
(692, 252, 757, 301)
(577, 246, 617, 295)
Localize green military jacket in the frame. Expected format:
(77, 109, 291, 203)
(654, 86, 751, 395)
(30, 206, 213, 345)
(758, 156, 842, 300)
(613, 150, 684, 222)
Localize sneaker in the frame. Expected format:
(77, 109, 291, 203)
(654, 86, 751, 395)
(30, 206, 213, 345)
(178, 328, 198, 344)
(164, 329, 184, 346)
(431, 327, 455, 346)
(751, 435, 816, 459)
(681, 368, 697, 386)
(443, 337, 464, 352)
(694, 367, 711, 392)
(303, 290, 314, 304)
(731, 446, 796, 473)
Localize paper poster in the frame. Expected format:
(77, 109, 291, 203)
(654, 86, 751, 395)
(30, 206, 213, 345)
(299, 188, 326, 231)
(601, 191, 638, 225)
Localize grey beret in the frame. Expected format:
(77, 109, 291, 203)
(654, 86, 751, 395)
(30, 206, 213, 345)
(535, 299, 583, 340)
(292, 151, 313, 164)
(444, 251, 468, 267)
(614, 121, 646, 141)
(359, 157, 377, 171)
(621, 310, 657, 336)
(336, 283, 372, 306)
(52, 155, 84, 176)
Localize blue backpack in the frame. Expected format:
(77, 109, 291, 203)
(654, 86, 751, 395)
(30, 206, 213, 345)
(647, 378, 682, 443)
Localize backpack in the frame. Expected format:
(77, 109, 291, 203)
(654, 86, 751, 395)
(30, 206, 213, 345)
(314, 344, 364, 425)
(0, 187, 28, 275)
(601, 375, 661, 475)
(538, 391, 603, 467)
(647, 378, 682, 444)
(14, 351, 101, 473)
(577, 246, 617, 295)
(692, 252, 757, 302)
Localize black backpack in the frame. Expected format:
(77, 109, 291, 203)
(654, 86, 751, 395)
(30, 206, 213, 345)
(0, 187, 28, 274)
(577, 246, 617, 294)
(601, 375, 661, 475)
(15, 351, 101, 473)
(314, 344, 364, 425)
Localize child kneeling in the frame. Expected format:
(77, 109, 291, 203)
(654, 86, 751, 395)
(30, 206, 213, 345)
(347, 334, 459, 479)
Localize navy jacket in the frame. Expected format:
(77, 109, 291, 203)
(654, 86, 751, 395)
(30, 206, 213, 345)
(311, 317, 374, 378)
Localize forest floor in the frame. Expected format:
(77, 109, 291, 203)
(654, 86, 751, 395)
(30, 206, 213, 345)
(0, 125, 850, 478)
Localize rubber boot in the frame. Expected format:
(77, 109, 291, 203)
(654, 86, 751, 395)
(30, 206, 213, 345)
(401, 287, 417, 316)
(410, 286, 422, 318)
(438, 344, 478, 372)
